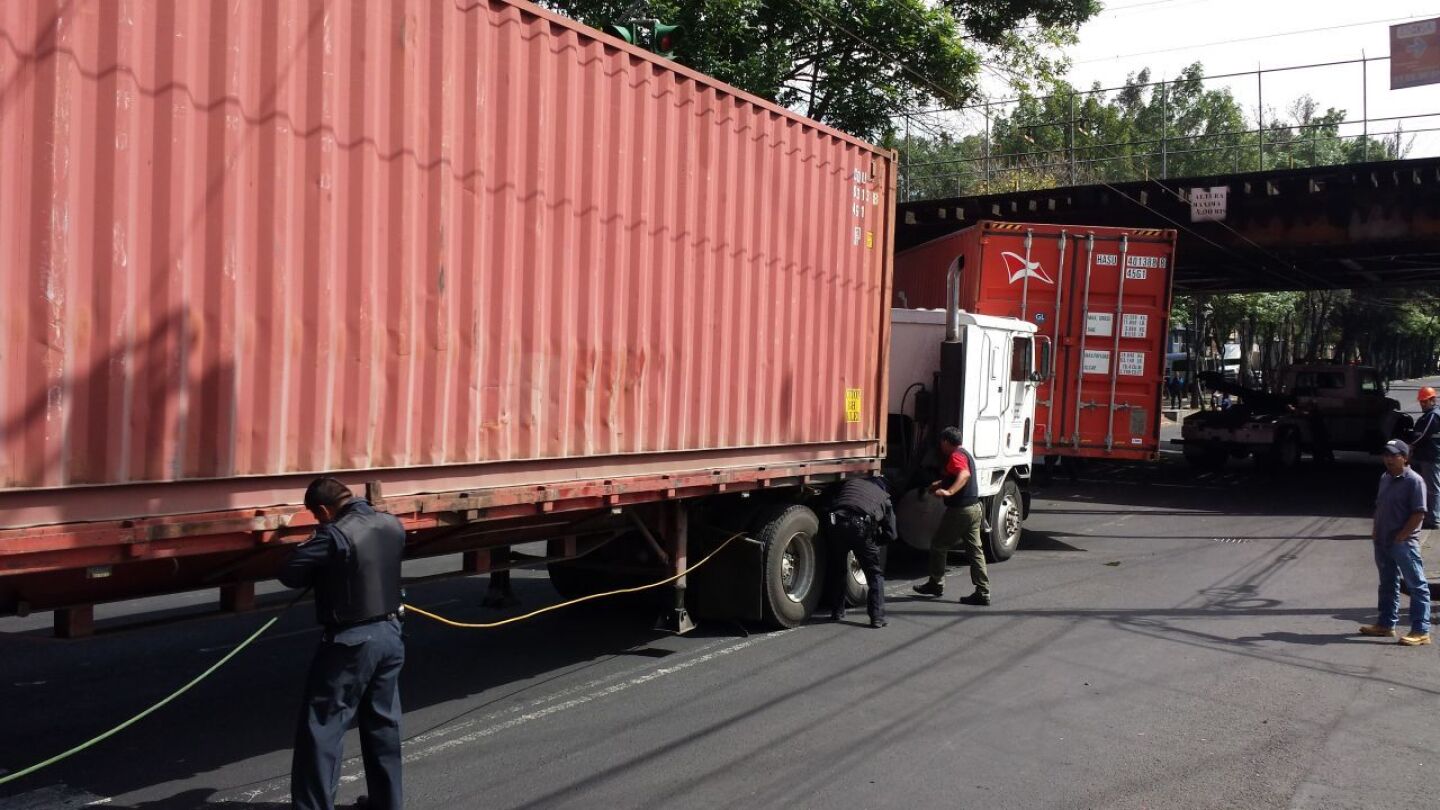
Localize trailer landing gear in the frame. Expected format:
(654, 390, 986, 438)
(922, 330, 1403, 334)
(654, 586, 695, 635)
(654, 506, 695, 635)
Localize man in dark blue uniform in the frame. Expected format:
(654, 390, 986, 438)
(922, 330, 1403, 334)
(280, 477, 406, 810)
(826, 475, 897, 629)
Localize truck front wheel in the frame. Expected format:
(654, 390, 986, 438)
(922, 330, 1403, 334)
(755, 505, 825, 628)
(1184, 442, 1227, 470)
(1274, 430, 1302, 468)
(983, 479, 1023, 562)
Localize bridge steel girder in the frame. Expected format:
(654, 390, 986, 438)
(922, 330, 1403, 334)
(898, 157, 1440, 293)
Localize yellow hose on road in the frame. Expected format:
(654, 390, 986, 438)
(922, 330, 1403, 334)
(0, 532, 744, 786)
(404, 532, 744, 629)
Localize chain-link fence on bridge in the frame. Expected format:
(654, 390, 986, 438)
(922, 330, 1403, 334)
(899, 56, 1440, 201)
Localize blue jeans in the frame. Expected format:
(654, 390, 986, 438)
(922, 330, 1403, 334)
(1373, 541, 1431, 634)
(1412, 458, 1440, 529)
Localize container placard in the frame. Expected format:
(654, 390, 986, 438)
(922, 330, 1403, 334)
(845, 388, 863, 423)
(1086, 312, 1114, 337)
(1119, 351, 1145, 376)
(1083, 349, 1111, 375)
(1121, 314, 1148, 339)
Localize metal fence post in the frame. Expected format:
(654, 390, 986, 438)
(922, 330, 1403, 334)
(1362, 50, 1370, 162)
(1160, 80, 1169, 178)
(1256, 64, 1264, 171)
(902, 113, 911, 200)
(984, 101, 991, 182)
(1069, 91, 1078, 185)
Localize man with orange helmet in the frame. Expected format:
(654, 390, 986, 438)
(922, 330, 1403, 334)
(1407, 386, 1440, 530)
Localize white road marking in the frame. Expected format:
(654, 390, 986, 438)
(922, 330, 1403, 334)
(226, 631, 790, 802)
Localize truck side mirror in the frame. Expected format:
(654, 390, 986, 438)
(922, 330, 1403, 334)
(1031, 336, 1053, 382)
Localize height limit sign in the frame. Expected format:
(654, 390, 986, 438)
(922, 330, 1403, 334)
(1189, 186, 1227, 222)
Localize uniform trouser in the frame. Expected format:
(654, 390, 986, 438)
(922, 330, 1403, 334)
(1412, 458, 1440, 529)
(1374, 540, 1432, 634)
(828, 520, 885, 621)
(293, 617, 405, 810)
(928, 502, 989, 597)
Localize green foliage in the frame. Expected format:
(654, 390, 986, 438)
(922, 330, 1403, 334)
(542, 1, 1098, 140)
(1178, 289, 1440, 385)
(901, 62, 1406, 199)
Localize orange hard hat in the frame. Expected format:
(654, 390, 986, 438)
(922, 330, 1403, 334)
(1420, 387, 1437, 402)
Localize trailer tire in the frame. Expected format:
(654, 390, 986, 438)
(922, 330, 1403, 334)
(983, 479, 1023, 563)
(836, 544, 889, 607)
(546, 560, 607, 600)
(545, 532, 658, 603)
(755, 505, 825, 628)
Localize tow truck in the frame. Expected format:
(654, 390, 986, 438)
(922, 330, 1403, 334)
(1177, 363, 1412, 468)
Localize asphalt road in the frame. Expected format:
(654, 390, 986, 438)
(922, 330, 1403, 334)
(4, 378, 1439, 810)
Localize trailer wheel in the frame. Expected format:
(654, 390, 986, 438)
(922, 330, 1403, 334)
(983, 479, 1023, 563)
(545, 533, 657, 603)
(755, 505, 824, 628)
(837, 544, 889, 607)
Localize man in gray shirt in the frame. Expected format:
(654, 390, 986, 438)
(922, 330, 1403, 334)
(1358, 440, 1432, 646)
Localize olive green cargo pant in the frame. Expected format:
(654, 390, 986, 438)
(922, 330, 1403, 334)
(928, 502, 989, 597)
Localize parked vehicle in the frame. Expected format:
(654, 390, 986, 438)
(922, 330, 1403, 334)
(1177, 364, 1413, 469)
(891, 221, 1178, 462)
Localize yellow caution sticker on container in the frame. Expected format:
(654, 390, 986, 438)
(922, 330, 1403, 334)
(865, 231, 874, 249)
(845, 388, 863, 423)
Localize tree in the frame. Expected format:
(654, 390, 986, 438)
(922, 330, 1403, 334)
(541, 1, 1100, 140)
(899, 62, 1406, 200)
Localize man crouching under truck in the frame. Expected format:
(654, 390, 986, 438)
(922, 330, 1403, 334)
(280, 477, 406, 810)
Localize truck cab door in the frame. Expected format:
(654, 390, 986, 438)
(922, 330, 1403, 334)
(971, 327, 1005, 459)
(1007, 334, 1037, 455)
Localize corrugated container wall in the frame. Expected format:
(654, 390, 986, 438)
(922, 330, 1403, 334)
(0, 2, 894, 510)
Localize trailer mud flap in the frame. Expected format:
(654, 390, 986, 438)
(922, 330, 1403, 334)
(687, 528, 765, 622)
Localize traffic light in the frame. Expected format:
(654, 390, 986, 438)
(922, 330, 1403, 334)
(606, 23, 636, 45)
(606, 19, 680, 57)
(652, 22, 680, 57)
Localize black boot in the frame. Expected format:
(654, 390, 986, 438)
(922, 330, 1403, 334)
(912, 580, 944, 598)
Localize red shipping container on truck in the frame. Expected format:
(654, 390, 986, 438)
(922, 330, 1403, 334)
(0, 0, 895, 615)
(893, 222, 1177, 461)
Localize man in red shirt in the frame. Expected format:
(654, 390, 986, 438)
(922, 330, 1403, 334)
(912, 426, 991, 605)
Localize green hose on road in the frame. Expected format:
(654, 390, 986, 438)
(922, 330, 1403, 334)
(0, 591, 306, 787)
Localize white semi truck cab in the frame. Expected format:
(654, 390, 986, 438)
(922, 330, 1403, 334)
(886, 307, 1047, 562)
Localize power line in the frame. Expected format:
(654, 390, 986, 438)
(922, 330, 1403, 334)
(1102, 0, 1190, 11)
(1087, 178, 1321, 291)
(1145, 177, 1340, 291)
(1100, 0, 1211, 16)
(1075, 15, 1426, 65)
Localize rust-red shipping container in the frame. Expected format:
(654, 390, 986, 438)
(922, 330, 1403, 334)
(0, 0, 896, 623)
(893, 222, 1176, 461)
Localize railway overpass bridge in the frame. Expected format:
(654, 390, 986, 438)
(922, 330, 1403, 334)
(896, 156, 1440, 293)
